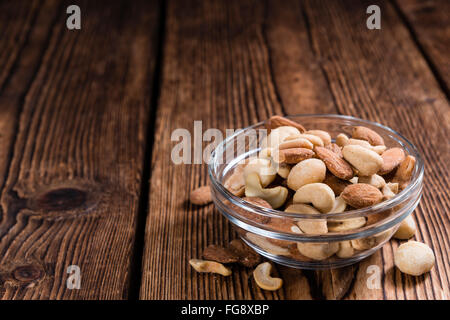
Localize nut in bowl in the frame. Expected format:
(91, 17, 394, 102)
(208, 115, 424, 269)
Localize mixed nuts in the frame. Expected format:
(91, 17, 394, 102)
(189, 115, 432, 290)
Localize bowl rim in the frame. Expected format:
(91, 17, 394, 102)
(208, 114, 424, 221)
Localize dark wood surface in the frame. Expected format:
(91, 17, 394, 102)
(0, 0, 448, 300)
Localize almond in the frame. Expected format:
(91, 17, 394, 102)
(341, 183, 383, 208)
(323, 173, 351, 196)
(202, 245, 239, 263)
(352, 126, 385, 146)
(277, 148, 315, 164)
(266, 115, 306, 133)
(190, 185, 212, 205)
(379, 148, 405, 175)
(325, 143, 343, 158)
(315, 146, 354, 180)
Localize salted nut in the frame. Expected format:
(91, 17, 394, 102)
(189, 117, 423, 265)
(342, 145, 383, 176)
(287, 158, 326, 191)
(244, 158, 276, 187)
(244, 172, 288, 209)
(285, 204, 327, 235)
(293, 183, 335, 213)
(253, 262, 283, 291)
(394, 214, 416, 239)
(189, 259, 232, 276)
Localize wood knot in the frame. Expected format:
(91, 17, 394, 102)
(35, 188, 87, 211)
(12, 265, 44, 283)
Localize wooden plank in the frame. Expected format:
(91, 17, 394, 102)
(394, 0, 450, 93)
(0, 0, 160, 299)
(141, 0, 449, 299)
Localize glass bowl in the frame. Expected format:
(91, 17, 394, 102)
(208, 114, 424, 269)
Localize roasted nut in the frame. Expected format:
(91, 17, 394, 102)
(262, 126, 302, 150)
(246, 232, 290, 256)
(341, 183, 383, 208)
(336, 133, 349, 147)
(190, 186, 212, 205)
(189, 259, 232, 276)
(346, 138, 386, 154)
(297, 241, 339, 260)
(224, 163, 247, 196)
(315, 146, 354, 180)
(394, 214, 416, 239)
(297, 134, 324, 147)
(323, 174, 351, 196)
(265, 217, 299, 247)
(232, 197, 271, 224)
(306, 130, 331, 145)
(293, 183, 335, 213)
(253, 262, 283, 291)
(382, 182, 399, 200)
(278, 137, 313, 150)
(394, 241, 435, 276)
(379, 148, 405, 175)
(342, 145, 383, 176)
(287, 158, 326, 191)
(366, 209, 392, 225)
(328, 217, 366, 232)
(337, 241, 354, 258)
(245, 173, 288, 209)
(244, 158, 276, 187)
(393, 155, 416, 190)
(266, 115, 306, 133)
(229, 239, 261, 267)
(202, 245, 239, 263)
(358, 174, 386, 189)
(275, 148, 315, 164)
(351, 229, 392, 250)
(330, 195, 347, 213)
(285, 204, 327, 235)
(352, 126, 385, 146)
(277, 163, 291, 179)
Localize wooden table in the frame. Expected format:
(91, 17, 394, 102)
(0, 0, 448, 300)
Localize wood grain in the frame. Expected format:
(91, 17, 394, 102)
(141, 0, 449, 300)
(0, 0, 160, 299)
(394, 0, 450, 93)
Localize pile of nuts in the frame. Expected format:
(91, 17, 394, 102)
(189, 115, 434, 290)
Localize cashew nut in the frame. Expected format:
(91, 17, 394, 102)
(297, 134, 324, 147)
(277, 163, 291, 179)
(244, 158, 277, 187)
(329, 195, 347, 213)
(245, 172, 288, 209)
(246, 232, 290, 256)
(342, 145, 383, 176)
(253, 262, 283, 291)
(224, 162, 247, 196)
(285, 204, 327, 235)
(189, 259, 232, 276)
(336, 133, 349, 147)
(293, 183, 335, 213)
(394, 241, 435, 276)
(287, 158, 326, 191)
(327, 217, 366, 232)
(394, 214, 416, 240)
(358, 174, 386, 189)
(296, 241, 339, 260)
(278, 137, 313, 150)
(261, 126, 301, 150)
(306, 130, 331, 145)
(337, 241, 354, 258)
(382, 182, 399, 200)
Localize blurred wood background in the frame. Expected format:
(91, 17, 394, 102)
(0, 0, 448, 300)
